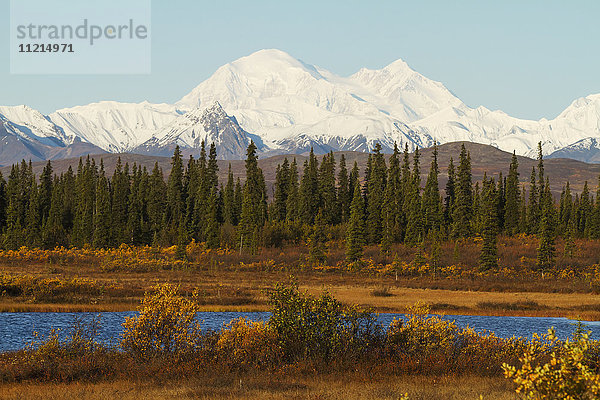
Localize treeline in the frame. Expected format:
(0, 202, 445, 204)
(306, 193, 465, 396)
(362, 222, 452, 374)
(0, 141, 599, 268)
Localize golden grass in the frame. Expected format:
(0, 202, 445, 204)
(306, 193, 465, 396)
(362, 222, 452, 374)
(312, 285, 600, 320)
(0, 374, 515, 400)
(3, 268, 600, 319)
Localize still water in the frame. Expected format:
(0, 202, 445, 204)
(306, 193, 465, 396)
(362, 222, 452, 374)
(1, 311, 599, 352)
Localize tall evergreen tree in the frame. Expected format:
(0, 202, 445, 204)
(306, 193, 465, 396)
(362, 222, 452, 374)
(308, 209, 328, 264)
(452, 144, 473, 238)
(127, 164, 145, 245)
(527, 166, 539, 234)
(366, 143, 386, 244)
(73, 157, 97, 246)
(479, 177, 498, 270)
(239, 141, 268, 251)
(0, 172, 6, 236)
(348, 161, 359, 204)
(93, 163, 112, 248)
(337, 155, 350, 224)
(272, 158, 290, 222)
(222, 164, 237, 225)
(504, 152, 521, 235)
(0, 172, 5, 234)
(285, 159, 300, 222)
(577, 181, 592, 237)
(537, 179, 556, 270)
(382, 143, 402, 250)
(346, 181, 365, 262)
(422, 144, 442, 236)
(444, 157, 456, 230)
(111, 158, 130, 245)
(559, 182, 573, 234)
(319, 152, 338, 225)
(591, 176, 600, 239)
(42, 175, 67, 248)
(299, 149, 320, 224)
(3, 165, 24, 249)
(24, 175, 41, 247)
(405, 148, 423, 244)
(166, 146, 185, 232)
(38, 160, 53, 225)
(147, 163, 166, 240)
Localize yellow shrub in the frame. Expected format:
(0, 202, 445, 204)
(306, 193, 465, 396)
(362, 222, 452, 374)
(216, 318, 281, 367)
(503, 327, 600, 399)
(121, 284, 202, 361)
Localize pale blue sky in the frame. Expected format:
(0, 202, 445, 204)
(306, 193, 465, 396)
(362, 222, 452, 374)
(1, 0, 599, 119)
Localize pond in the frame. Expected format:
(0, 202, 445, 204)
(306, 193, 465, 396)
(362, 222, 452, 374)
(1, 311, 598, 352)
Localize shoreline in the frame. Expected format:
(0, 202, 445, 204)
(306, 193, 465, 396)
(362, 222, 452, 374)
(2, 301, 600, 322)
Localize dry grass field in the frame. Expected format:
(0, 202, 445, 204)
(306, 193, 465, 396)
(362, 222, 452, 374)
(0, 374, 515, 400)
(2, 235, 600, 319)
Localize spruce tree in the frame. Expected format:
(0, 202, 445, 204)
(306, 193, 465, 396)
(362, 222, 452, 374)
(222, 164, 236, 225)
(591, 176, 600, 239)
(527, 166, 539, 234)
(127, 164, 144, 245)
(452, 144, 473, 238)
(285, 159, 300, 222)
(24, 176, 41, 247)
(60, 166, 76, 235)
(73, 157, 97, 246)
(239, 141, 268, 251)
(366, 143, 386, 244)
(166, 146, 185, 231)
(382, 143, 402, 251)
(422, 144, 442, 236)
(400, 144, 412, 236)
(184, 154, 200, 237)
(3, 165, 24, 249)
(564, 221, 576, 258)
(319, 152, 338, 225)
(348, 161, 359, 204)
(93, 164, 111, 248)
(577, 181, 592, 237)
(444, 157, 456, 230)
(299, 149, 320, 224)
(405, 148, 423, 244)
(0, 172, 7, 235)
(504, 152, 521, 235)
(346, 181, 365, 262)
(308, 209, 328, 264)
(111, 158, 130, 245)
(559, 182, 573, 234)
(147, 162, 166, 241)
(337, 154, 350, 223)
(537, 180, 556, 270)
(42, 175, 67, 248)
(479, 177, 498, 270)
(204, 189, 220, 248)
(39, 160, 53, 225)
(272, 158, 290, 222)
(234, 178, 243, 224)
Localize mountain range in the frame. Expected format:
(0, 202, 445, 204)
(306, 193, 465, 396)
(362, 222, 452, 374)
(2, 49, 600, 166)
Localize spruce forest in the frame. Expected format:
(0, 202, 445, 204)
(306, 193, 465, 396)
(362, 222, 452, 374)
(0, 140, 598, 271)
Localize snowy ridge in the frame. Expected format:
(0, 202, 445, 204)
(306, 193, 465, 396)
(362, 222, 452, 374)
(49, 101, 182, 152)
(2, 49, 600, 162)
(134, 102, 261, 160)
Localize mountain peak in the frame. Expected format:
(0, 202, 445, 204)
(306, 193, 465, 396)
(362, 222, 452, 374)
(382, 58, 415, 74)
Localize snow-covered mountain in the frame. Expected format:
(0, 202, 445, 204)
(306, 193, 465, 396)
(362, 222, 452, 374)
(412, 94, 600, 158)
(49, 101, 182, 152)
(176, 49, 441, 153)
(133, 102, 264, 160)
(2, 48, 600, 163)
(0, 111, 104, 167)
